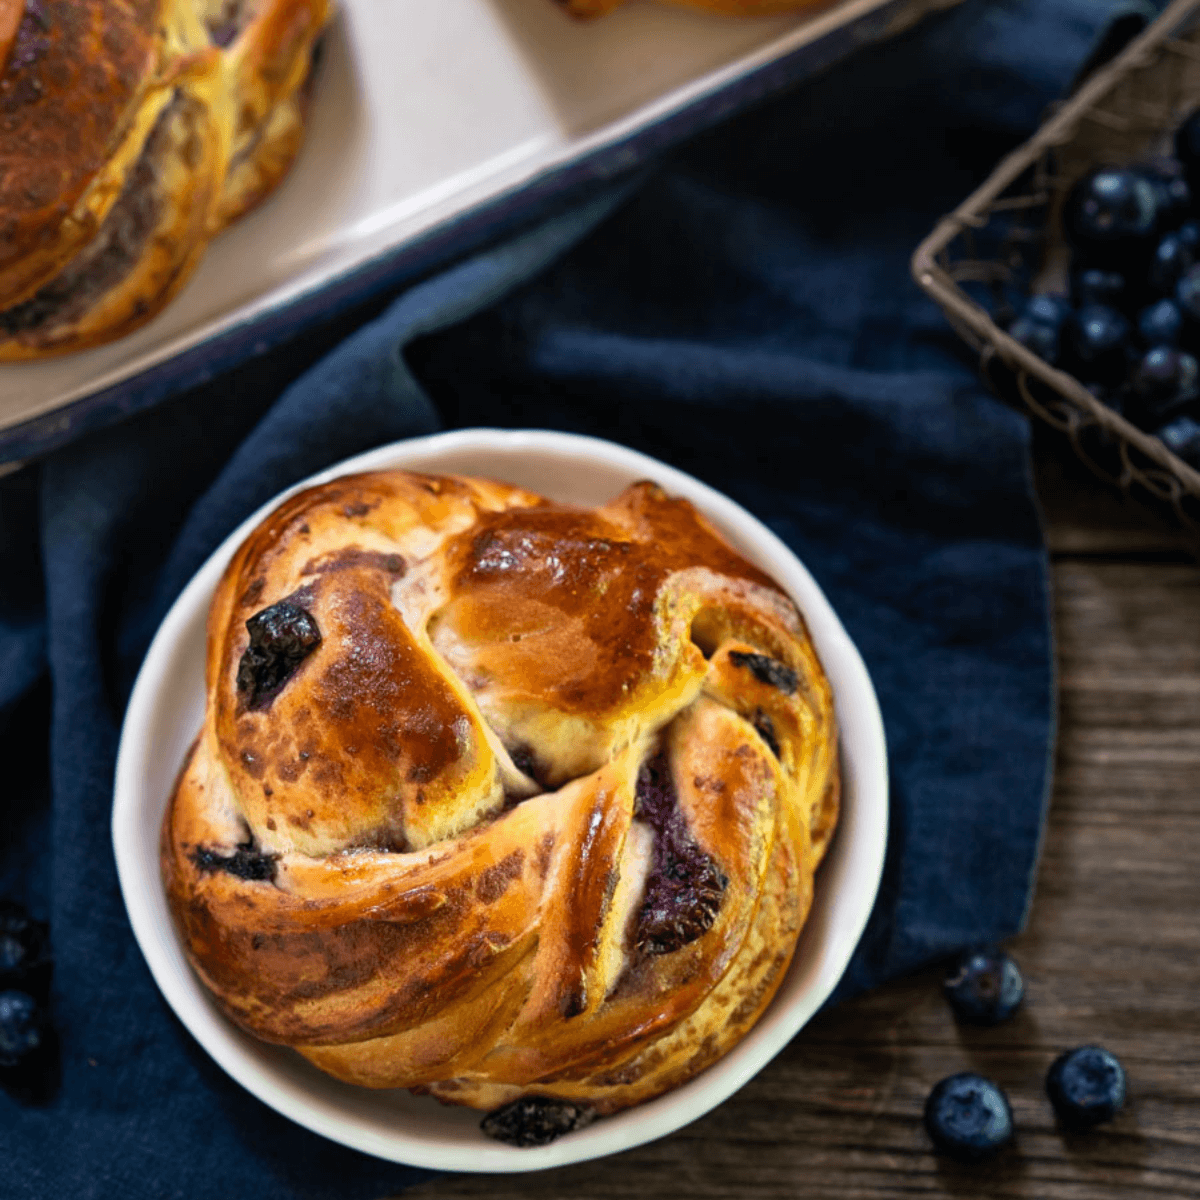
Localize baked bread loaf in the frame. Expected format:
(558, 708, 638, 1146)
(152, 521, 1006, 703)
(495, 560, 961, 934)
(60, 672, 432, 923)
(162, 469, 839, 1138)
(0, 0, 331, 359)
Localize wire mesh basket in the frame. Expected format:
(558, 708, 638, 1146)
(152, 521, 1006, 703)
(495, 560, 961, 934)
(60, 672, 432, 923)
(912, 0, 1200, 539)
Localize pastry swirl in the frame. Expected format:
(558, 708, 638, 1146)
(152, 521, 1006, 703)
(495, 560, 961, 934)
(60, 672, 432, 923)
(162, 470, 839, 1118)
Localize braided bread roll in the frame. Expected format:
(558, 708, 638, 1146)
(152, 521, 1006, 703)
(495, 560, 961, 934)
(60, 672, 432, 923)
(0, 0, 331, 359)
(162, 470, 839, 1124)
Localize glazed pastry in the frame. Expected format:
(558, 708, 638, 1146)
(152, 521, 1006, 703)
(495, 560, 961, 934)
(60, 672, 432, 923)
(162, 470, 839, 1137)
(0, 0, 331, 359)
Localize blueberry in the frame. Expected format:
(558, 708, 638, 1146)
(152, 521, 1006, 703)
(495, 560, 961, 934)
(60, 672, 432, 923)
(943, 947, 1025, 1025)
(1072, 268, 1127, 310)
(1157, 414, 1200, 467)
(0, 901, 51, 999)
(1046, 1046, 1126, 1130)
(1179, 220, 1200, 252)
(1175, 108, 1200, 179)
(1138, 159, 1192, 231)
(236, 600, 322, 710)
(1062, 304, 1132, 384)
(1064, 168, 1160, 263)
(0, 991, 44, 1068)
(1129, 347, 1200, 425)
(1006, 295, 1072, 364)
(923, 1073, 1014, 1160)
(1021, 294, 1072, 329)
(1138, 299, 1183, 347)
(1147, 232, 1195, 298)
(1176, 263, 1200, 324)
(1008, 317, 1058, 363)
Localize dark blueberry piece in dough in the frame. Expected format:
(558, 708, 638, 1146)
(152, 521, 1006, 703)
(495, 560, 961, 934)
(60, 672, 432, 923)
(481, 1096, 595, 1147)
(236, 601, 321, 709)
(728, 650, 798, 695)
(752, 709, 780, 757)
(633, 754, 727, 956)
(191, 843, 278, 883)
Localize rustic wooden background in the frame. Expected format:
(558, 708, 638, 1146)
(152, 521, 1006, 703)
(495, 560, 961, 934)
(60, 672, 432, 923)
(404, 426, 1200, 1199)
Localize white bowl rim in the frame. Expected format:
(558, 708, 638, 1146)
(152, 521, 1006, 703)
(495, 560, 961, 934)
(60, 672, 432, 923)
(112, 427, 888, 1173)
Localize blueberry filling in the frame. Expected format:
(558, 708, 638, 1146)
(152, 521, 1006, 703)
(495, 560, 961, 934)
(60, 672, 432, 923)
(509, 744, 551, 790)
(633, 752, 727, 956)
(727, 650, 798, 695)
(5, 1, 51, 80)
(480, 1096, 595, 1147)
(236, 600, 321, 710)
(206, 1, 252, 47)
(190, 842, 277, 883)
(1, 94, 178, 336)
(751, 709, 780, 757)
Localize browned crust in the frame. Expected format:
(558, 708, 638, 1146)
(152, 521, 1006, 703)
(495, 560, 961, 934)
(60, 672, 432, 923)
(0, 0, 331, 357)
(162, 471, 840, 1113)
(0, 0, 167, 307)
(0, 1, 25, 70)
(0, 78, 225, 359)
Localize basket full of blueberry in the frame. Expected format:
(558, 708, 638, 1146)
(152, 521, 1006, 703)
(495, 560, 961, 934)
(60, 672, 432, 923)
(913, 0, 1200, 538)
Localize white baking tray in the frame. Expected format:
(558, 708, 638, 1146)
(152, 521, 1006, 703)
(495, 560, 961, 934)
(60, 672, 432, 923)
(0, 0, 958, 462)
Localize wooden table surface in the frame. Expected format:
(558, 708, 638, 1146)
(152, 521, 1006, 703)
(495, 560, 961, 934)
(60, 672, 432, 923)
(404, 427, 1200, 1200)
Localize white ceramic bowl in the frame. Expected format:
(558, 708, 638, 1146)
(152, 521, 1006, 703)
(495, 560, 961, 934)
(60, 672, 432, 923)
(112, 428, 888, 1173)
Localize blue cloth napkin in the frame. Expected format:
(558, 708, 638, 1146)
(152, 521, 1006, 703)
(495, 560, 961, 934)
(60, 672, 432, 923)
(0, 0, 1158, 1196)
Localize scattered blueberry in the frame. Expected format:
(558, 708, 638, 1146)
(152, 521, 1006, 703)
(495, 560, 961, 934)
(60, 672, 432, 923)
(1137, 299, 1183, 347)
(1071, 267, 1127, 310)
(0, 901, 51, 1002)
(1148, 232, 1195, 297)
(1064, 168, 1159, 263)
(1179, 219, 1200, 252)
(1046, 1046, 1127, 1130)
(1129, 347, 1200, 425)
(1063, 304, 1132, 384)
(0, 991, 44, 1068)
(481, 1096, 596, 1147)
(944, 947, 1025, 1026)
(923, 1073, 1015, 1160)
(1157, 414, 1200, 467)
